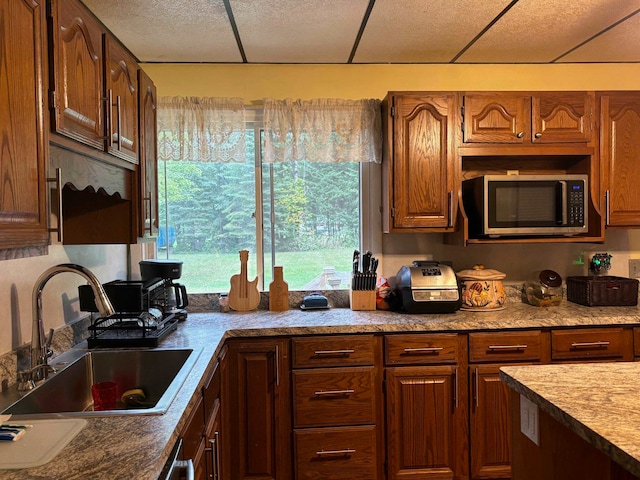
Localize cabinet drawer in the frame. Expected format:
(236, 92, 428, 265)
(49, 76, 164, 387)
(385, 333, 459, 365)
(294, 426, 378, 480)
(292, 335, 375, 368)
(551, 327, 632, 361)
(469, 331, 546, 363)
(293, 367, 376, 427)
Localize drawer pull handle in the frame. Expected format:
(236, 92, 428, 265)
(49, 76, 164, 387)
(570, 341, 610, 348)
(403, 347, 444, 353)
(316, 449, 356, 456)
(314, 349, 355, 355)
(314, 389, 355, 396)
(488, 344, 528, 351)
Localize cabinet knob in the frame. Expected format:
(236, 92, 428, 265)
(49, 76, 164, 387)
(516, 132, 524, 138)
(535, 132, 542, 138)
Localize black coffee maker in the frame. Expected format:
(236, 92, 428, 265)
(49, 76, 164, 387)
(139, 259, 189, 321)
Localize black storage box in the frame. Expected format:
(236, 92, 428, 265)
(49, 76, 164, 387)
(566, 276, 639, 306)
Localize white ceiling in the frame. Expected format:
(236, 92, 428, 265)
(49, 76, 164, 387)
(82, 0, 640, 64)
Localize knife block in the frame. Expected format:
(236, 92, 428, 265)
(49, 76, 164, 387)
(349, 289, 376, 311)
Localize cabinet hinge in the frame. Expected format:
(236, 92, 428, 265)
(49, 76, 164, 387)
(391, 208, 395, 218)
(390, 106, 395, 117)
(48, 90, 56, 110)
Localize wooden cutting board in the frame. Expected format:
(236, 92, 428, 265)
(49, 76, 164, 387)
(269, 266, 289, 311)
(228, 250, 260, 311)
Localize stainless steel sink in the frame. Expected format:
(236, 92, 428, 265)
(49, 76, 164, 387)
(1, 347, 200, 417)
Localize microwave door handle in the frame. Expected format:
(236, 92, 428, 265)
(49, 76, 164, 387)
(557, 181, 567, 225)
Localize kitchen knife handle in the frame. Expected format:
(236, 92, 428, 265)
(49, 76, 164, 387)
(314, 349, 356, 355)
(314, 389, 355, 396)
(403, 347, 444, 353)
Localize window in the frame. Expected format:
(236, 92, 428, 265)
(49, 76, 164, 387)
(157, 99, 381, 293)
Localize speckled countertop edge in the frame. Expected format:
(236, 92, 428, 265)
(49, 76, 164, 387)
(500, 362, 640, 478)
(2, 300, 640, 479)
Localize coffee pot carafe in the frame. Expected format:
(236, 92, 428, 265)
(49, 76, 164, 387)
(139, 259, 189, 319)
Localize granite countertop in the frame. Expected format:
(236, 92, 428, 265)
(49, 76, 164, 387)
(500, 362, 640, 478)
(2, 300, 640, 479)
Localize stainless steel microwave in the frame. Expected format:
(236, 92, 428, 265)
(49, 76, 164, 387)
(462, 174, 588, 237)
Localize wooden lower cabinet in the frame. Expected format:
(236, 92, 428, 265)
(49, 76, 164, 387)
(294, 426, 378, 480)
(509, 390, 639, 480)
(386, 365, 468, 479)
(223, 338, 291, 480)
(470, 365, 516, 480)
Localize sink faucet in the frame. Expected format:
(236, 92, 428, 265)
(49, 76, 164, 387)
(27, 264, 115, 385)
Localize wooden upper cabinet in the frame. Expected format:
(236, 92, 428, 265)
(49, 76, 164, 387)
(137, 69, 158, 239)
(463, 93, 530, 144)
(105, 36, 138, 164)
(463, 92, 594, 144)
(0, 0, 50, 251)
(384, 93, 457, 231)
(50, 0, 105, 150)
(49, 0, 139, 165)
(600, 92, 640, 227)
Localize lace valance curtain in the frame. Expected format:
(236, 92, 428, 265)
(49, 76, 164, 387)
(157, 97, 246, 163)
(262, 98, 382, 164)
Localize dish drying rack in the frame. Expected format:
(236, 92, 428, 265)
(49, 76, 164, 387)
(87, 311, 180, 348)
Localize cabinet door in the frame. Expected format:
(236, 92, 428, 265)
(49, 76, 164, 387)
(470, 364, 517, 480)
(463, 93, 530, 143)
(50, 0, 105, 150)
(531, 92, 593, 144)
(391, 94, 456, 229)
(224, 339, 291, 480)
(0, 0, 49, 250)
(105, 36, 138, 163)
(386, 366, 466, 480)
(137, 69, 158, 239)
(601, 92, 640, 227)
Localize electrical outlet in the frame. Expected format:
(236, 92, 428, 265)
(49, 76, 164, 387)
(630, 259, 640, 278)
(520, 394, 539, 446)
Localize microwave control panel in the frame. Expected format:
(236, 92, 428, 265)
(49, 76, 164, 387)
(567, 180, 585, 226)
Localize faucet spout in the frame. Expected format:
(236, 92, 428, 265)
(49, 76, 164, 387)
(31, 264, 115, 377)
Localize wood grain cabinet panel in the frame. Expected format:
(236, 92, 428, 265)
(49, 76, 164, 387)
(294, 426, 378, 480)
(137, 68, 158, 239)
(600, 92, 640, 227)
(551, 327, 633, 362)
(293, 367, 376, 427)
(292, 335, 375, 368)
(0, 0, 50, 251)
(469, 331, 549, 363)
(105, 36, 138, 164)
(383, 92, 458, 231)
(224, 339, 291, 480)
(386, 365, 467, 480)
(463, 93, 530, 144)
(463, 92, 594, 144)
(50, 0, 105, 151)
(385, 333, 459, 365)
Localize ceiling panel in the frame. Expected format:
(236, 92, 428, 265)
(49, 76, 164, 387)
(230, 0, 370, 63)
(559, 12, 640, 63)
(82, 0, 243, 62)
(457, 0, 640, 63)
(354, 0, 512, 63)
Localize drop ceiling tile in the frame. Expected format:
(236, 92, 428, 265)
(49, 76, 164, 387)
(558, 12, 640, 62)
(230, 0, 370, 63)
(353, 0, 513, 63)
(457, 0, 640, 63)
(82, 0, 243, 63)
